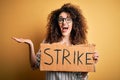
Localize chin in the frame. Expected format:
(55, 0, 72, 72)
(62, 33, 70, 37)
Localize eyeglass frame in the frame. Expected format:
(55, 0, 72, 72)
(58, 17, 72, 24)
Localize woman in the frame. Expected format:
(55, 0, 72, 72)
(12, 3, 99, 80)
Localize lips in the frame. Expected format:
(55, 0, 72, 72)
(62, 27, 69, 32)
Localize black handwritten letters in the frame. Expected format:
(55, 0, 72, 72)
(44, 48, 93, 65)
(40, 43, 95, 72)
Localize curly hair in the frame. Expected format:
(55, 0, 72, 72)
(45, 3, 88, 45)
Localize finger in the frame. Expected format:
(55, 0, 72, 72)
(93, 56, 98, 60)
(93, 56, 99, 64)
(11, 37, 16, 40)
(93, 51, 99, 57)
(12, 37, 18, 41)
(12, 37, 22, 43)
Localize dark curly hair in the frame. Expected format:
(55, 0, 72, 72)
(45, 3, 88, 45)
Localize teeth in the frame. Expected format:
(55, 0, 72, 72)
(63, 27, 68, 29)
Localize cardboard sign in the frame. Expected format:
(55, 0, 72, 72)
(40, 43, 95, 72)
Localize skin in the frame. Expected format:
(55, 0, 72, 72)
(58, 12, 73, 46)
(12, 12, 99, 69)
(12, 37, 37, 67)
(58, 12, 73, 37)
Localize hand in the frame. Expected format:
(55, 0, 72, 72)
(12, 37, 32, 45)
(93, 51, 99, 64)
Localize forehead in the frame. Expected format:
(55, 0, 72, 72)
(59, 12, 71, 18)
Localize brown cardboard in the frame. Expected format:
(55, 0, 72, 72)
(40, 43, 96, 72)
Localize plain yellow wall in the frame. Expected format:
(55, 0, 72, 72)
(0, 0, 120, 80)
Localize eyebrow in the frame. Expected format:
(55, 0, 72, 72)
(58, 16, 71, 18)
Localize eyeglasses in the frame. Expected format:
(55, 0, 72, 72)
(58, 17, 72, 24)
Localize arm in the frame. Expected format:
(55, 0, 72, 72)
(12, 37, 38, 69)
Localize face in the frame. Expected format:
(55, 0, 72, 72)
(58, 12, 73, 37)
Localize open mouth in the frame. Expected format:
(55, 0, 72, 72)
(62, 27, 69, 32)
(63, 27, 68, 29)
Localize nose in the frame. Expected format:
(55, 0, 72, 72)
(63, 19, 67, 24)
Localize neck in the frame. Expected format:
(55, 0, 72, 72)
(61, 35, 71, 46)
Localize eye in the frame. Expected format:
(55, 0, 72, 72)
(58, 18, 63, 21)
(66, 18, 72, 21)
(58, 17, 64, 23)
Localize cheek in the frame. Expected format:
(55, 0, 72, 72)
(58, 24, 62, 28)
(69, 23, 73, 31)
(69, 26, 72, 33)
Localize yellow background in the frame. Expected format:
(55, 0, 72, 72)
(0, 0, 120, 80)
